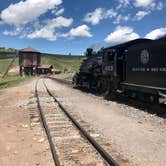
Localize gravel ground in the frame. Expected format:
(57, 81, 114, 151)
(38, 77, 166, 166)
(0, 79, 54, 166)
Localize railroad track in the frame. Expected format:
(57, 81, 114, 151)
(35, 78, 120, 166)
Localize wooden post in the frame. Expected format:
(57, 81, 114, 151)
(1, 53, 17, 79)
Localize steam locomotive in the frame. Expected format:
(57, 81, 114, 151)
(73, 38, 166, 104)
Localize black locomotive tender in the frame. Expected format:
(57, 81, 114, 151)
(73, 38, 166, 104)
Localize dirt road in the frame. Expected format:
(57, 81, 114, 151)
(0, 79, 54, 166)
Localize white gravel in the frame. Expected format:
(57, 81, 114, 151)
(29, 78, 166, 166)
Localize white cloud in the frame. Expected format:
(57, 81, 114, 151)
(135, 11, 150, 20)
(134, 0, 154, 8)
(116, 0, 165, 12)
(28, 28, 57, 41)
(27, 16, 73, 41)
(156, 2, 164, 10)
(113, 14, 130, 24)
(55, 8, 65, 16)
(104, 9, 118, 18)
(0, 0, 62, 26)
(3, 27, 22, 36)
(84, 8, 117, 25)
(3, 30, 18, 36)
(134, 0, 164, 10)
(117, 0, 130, 9)
(145, 27, 166, 39)
(133, 1, 164, 22)
(69, 25, 92, 37)
(43, 16, 73, 29)
(119, 0, 130, 6)
(62, 25, 92, 38)
(84, 8, 103, 25)
(3, 26, 31, 39)
(51, 8, 64, 16)
(104, 26, 140, 44)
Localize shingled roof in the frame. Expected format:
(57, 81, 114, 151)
(19, 47, 40, 53)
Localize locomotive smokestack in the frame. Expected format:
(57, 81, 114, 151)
(86, 48, 93, 57)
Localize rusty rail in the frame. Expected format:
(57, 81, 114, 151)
(35, 79, 60, 166)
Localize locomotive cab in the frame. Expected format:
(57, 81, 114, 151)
(102, 49, 116, 76)
(102, 48, 127, 92)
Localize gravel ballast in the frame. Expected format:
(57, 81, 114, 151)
(40, 78, 166, 166)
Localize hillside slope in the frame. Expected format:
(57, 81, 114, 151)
(0, 54, 84, 88)
(41, 54, 85, 72)
(0, 55, 84, 74)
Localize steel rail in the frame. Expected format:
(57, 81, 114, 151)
(43, 79, 120, 166)
(35, 79, 60, 166)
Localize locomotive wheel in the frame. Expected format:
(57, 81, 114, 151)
(100, 78, 110, 95)
(137, 92, 159, 104)
(149, 95, 159, 104)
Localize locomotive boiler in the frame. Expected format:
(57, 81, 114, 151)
(73, 48, 102, 92)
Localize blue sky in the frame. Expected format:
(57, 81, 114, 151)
(0, 0, 166, 55)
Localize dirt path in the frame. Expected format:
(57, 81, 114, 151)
(44, 77, 166, 166)
(0, 80, 54, 166)
(0, 77, 166, 166)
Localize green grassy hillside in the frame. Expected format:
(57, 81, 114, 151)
(0, 54, 85, 89)
(0, 50, 17, 59)
(41, 54, 85, 72)
(0, 58, 21, 89)
(0, 75, 28, 90)
(0, 55, 85, 74)
(0, 48, 16, 52)
(0, 58, 18, 73)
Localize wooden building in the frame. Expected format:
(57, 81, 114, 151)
(19, 47, 41, 76)
(36, 65, 53, 75)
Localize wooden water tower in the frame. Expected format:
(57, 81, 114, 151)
(19, 47, 41, 76)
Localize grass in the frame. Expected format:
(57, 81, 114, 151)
(41, 54, 85, 73)
(0, 74, 29, 89)
(0, 54, 85, 89)
(0, 58, 25, 89)
(63, 76, 73, 84)
(0, 58, 18, 74)
(0, 54, 84, 74)
(0, 51, 17, 59)
(0, 49, 16, 53)
(41, 54, 85, 83)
